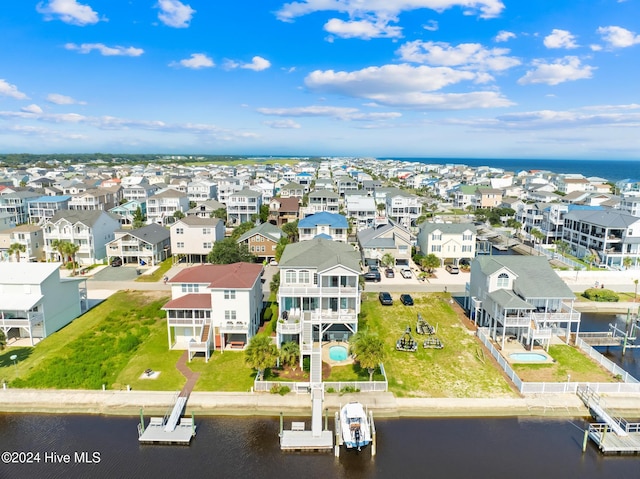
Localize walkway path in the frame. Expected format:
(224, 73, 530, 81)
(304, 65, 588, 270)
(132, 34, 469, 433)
(175, 351, 200, 398)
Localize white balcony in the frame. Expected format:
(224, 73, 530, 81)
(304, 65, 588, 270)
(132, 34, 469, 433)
(0, 311, 44, 328)
(279, 286, 359, 297)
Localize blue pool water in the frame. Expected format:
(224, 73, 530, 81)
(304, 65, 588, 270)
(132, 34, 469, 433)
(329, 345, 348, 361)
(509, 352, 548, 362)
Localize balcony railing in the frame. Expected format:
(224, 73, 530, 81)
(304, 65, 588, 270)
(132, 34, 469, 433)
(0, 311, 44, 327)
(279, 286, 358, 296)
(276, 321, 302, 334)
(220, 321, 248, 332)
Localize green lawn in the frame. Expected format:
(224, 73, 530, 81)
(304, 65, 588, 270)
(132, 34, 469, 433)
(189, 351, 256, 392)
(512, 345, 618, 383)
(359, 293, 515, 398)
(2, 291, 170, 389)
(136, 258, 173, 282)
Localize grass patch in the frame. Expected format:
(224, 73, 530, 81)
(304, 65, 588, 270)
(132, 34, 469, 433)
(360, 293, 515, 398)
(189, 351, 256, 392)
(135, 258, 173, 283)
(513, 345, 618, 383)
(326, 363, 385, 382)
(3, 291, 170, 389)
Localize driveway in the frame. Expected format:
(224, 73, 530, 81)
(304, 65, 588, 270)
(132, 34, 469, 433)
(91, 264, 142, 282)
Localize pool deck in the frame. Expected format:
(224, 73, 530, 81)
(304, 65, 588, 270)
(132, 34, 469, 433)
(322, 341, 354, 367)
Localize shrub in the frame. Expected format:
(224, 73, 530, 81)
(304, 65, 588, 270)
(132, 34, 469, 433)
(326, 387, 336, 393)
(263, 307, 272, 322)
(302, 356, 310, 372)
(340, 385, 360, 394)
(270, 384, 291, 395)
(582, 288, 619, 302)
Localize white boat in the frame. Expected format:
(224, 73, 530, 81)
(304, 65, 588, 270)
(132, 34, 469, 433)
(340, 402, 371, 450)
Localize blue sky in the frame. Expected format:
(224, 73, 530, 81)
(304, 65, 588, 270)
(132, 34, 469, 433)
(1, 1, 640, 159)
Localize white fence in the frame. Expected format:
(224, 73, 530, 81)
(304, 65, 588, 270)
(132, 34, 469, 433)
(476, 327, 640, 394)
(253, 363, 388, 393)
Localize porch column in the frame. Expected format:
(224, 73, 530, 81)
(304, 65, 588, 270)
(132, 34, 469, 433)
(167, 319, 172, 349)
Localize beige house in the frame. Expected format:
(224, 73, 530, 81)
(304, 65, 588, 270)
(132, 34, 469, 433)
(2, 224, 44, 262)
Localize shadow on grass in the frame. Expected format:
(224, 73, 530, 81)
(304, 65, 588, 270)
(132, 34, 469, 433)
(0, 347, 32, 368)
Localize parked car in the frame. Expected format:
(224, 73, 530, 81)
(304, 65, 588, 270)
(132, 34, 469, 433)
(400, 294, 414, 306)
(364, 271, 381, 282)
(110, 257, 123, 267)
(384, 268, 395, 278)
(378, 292, 393, 305)
(445, 264, 460, 274)
(400, 267, 412, 279)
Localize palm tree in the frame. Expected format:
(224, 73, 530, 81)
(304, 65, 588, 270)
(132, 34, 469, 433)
(420, 253, 441, 274)
(634, 279, 639, 303)
(8, 243, 26, 262)
(63, 242, 80, 276)
(0, 330, 6, 351)
(50, 239, 67, 262)
(279, 341, 300, 371)
(244, 334, 279, 381)
(381, 253, 395, 268)
(623, 256, 633, 270)
(349, 331, 385, 381)
(584, 253, 597, 271)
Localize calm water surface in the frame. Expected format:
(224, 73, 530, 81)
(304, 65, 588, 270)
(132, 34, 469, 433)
(0, 414, 638, 479)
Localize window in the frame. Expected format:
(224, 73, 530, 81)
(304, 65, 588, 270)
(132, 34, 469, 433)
(497, 273, 509, 288)
(176, 228, 184, 234)
(431, 245, 442, 252)
(285, 270, 296, 283)
(431, 233, 442, 241)
(202, 228, 211, 235)
(224, 290, 236, 300)
(463, 234, 473, 241)
(462, 245, 472, 253)
(224, 310, 237, 320)
(181, 283, 199, 293)
(299, 270, 310, 284)
(203, 242, 212, 249)
(177, 242, 184, 248)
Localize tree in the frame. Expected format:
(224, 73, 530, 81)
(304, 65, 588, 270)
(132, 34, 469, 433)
(420, 253, 441, 273)
(230, 222, 255, 241)
(553, 240, 570, 258)
(381, 253, 395, 268)
(530, 228, 545, 244)
(173, 210, 185, 220)
(132, 206, 146, 229)
(207, 237, 255, 264)
(623, 256, 633, 270)
(376, 203, 386, 215)
(281, 220, 299, 242)
(8, 243, 26, 262)
(211, 207, 227, 220)
(259, 204, 270, 223)
(584, 252, 597, 270)
(0, 329, 5, 350)
(349, 332, 385, 381)
(244, 334, 279, 380)
(269, 271, 280, 296)
(279, 341, 300, 371)
(63, 242, 80, 276)
(634, 279, 639, 303)
(275, 236, 289, 262)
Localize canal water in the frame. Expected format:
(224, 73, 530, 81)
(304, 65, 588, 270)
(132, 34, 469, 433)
(1, 413, 638, 479)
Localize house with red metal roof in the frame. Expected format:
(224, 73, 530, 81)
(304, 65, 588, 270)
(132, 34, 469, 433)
(162, 262, 263, 361)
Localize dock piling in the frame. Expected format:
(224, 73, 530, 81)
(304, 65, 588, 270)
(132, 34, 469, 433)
(582, 428, 588, 453)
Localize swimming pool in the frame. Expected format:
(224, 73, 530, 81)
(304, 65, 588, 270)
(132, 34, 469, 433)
(329, 345, 348, 361)
(509, 352, 548, 362)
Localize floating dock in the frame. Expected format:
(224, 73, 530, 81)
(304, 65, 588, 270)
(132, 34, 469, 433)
(279, 387, 333, 452)
(578, 385, 640, 455)
(138, 392, 196, 445)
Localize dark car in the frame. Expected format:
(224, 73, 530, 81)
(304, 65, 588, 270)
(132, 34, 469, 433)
(364, 271, 381, 282)
(384, 268, 395, 278)
(445, 264, 460, 274)
(378, 292, 393, 305)
(110, 257, 123, 267)
(400, 294, 414, 306)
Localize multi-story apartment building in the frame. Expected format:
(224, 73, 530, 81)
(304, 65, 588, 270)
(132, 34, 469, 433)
(27, 195, 71, 224)
(170, 216, 225, 263)
(146, 189, 190, 226)
(163, 262, 264, 360)
(276, 238, 361, 367)
(43, 210, 121, 265)
(0, 191, 40, 225)
(226, 189, 262, 226)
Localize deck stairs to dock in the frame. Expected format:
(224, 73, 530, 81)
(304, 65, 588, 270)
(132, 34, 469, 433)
(302, 321, 313, 355)
(200, 323, 210, 342)
(310, 346, 322, 385)
(577, 386, 628, 437)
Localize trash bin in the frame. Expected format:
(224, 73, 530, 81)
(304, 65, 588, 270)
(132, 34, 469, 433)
(136, 269, 141, 275)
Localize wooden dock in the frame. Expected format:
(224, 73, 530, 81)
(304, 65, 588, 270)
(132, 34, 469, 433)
(578, 385, 640, 454)
(138, 416, 196, 445)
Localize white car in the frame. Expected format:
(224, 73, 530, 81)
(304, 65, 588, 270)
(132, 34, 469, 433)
(269, 259, 278, 266)
(400, 268, 412, 279)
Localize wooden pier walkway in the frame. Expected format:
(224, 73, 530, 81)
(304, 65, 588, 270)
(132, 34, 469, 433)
(578, 385, 640, 454)
(138, 352, 199, 445)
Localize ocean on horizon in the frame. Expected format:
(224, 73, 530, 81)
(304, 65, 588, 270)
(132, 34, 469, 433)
(388, 158, 640, 184)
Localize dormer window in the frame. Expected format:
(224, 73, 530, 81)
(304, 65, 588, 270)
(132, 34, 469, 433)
(497, 273, 509, 288)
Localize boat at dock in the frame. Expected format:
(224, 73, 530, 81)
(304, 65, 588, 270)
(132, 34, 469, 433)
(340, 402, 371, 450)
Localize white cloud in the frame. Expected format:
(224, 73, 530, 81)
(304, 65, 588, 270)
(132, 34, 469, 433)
(493, 105, 640, 129)
(258, 105, 402, 121)
(156, 0, 195, 28)
(597, 26, 640, 48)
(544, 29, 578, 49)
(518, 56, 595, 86)
(324, 18, 403, 39)
(65, 43, 144, 56)
(36, 0, 101, 26)
(47, 93, 86, 105)
(263, 119, 302, 129)
(0, 79, 28, 100)
(21, 104, 43, 114)
(276, 0, 505, 22)
(304, 64, 513, 110)
(495, 30, 515, 42)
(225, 56, 271, 71)
(169, 53, 214, 69)
(423, 20, 438, 32)
(397, 41, 520, 71)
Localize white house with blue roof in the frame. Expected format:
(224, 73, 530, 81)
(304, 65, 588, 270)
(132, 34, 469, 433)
(27, 195, 71, 224)
(298, 212, 349, 242)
